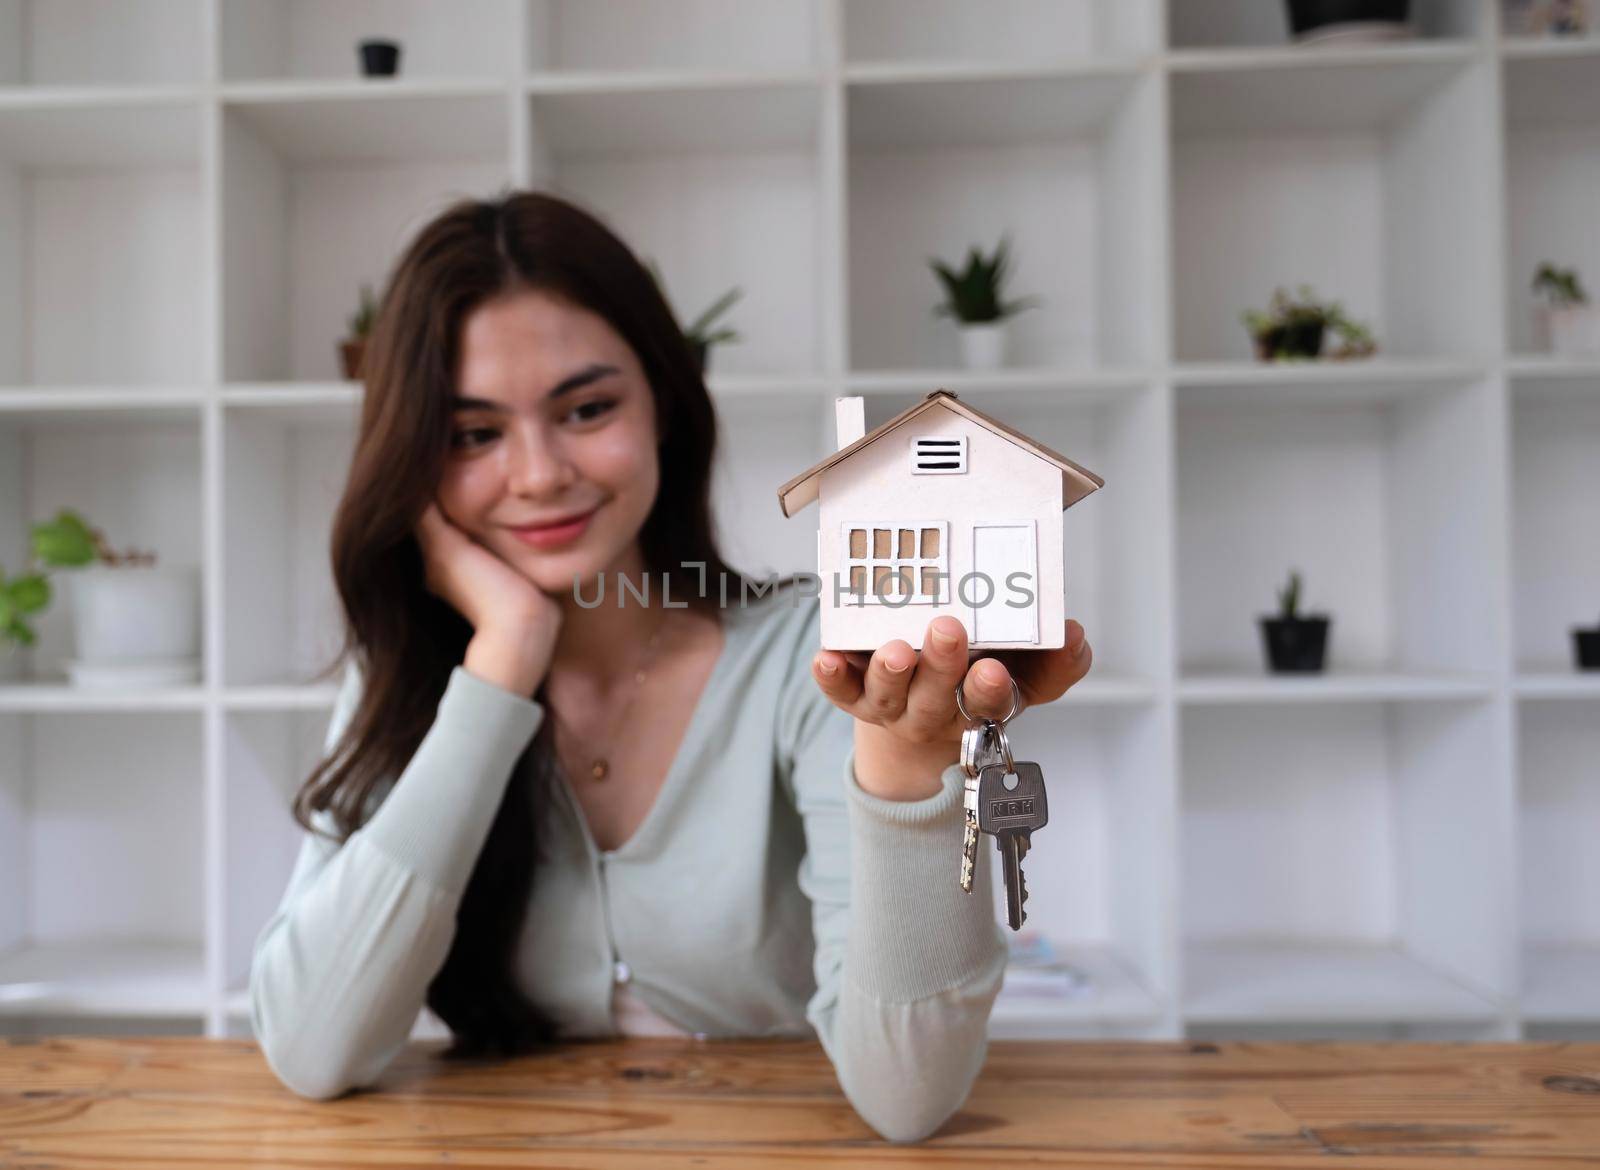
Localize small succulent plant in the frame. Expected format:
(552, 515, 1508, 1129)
(1532, 262, 1588, 308)
(347, 283, 380, 339)
(929, 234, 1040, 325)
(1241, 285, 1376, 361)
(1276, 569, 1305, 621)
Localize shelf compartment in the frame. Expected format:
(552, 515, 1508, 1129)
(1503, 52, 1600, 357)
(843, 0, 1157, 66)
(1177, 377, 1501, 676)
(223, 708, 342, 1002)
(529, 83, 825, 379)
(0, 404, 203, 687)
(221, 91, 510, 383)
(848, 366, 1152, 403)
(989, 942, 1164, 1039)
(1169, 0, 1484, 50)
(220, 0, 515, 82)
(981, 704, 1173, 1025)
(222, 398, 356, 689)
(1181, 700, 1512, 1024)
(847, 70, 1162, 372)
(0, 99, 202, 386)
(1172, 55, 1495, 363)
(0, 710, 205, 1019)
(527, 0, 820, 74)
(1511, 383, 1600, 673)
(1184, 940, 1501, 1024)
(0, 0, 200, 88)
(715, 394, 831, 581)
(1519, 701, 1600, 1021)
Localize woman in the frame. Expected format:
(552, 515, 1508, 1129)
(249, 190, 1094, 1143)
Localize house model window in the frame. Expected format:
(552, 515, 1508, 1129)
(912, 435, 967, 474)
(841, 519, 949, 604)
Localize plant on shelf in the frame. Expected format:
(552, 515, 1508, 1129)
(1531, 262, 1600, 356)
(0, 510, 197, 688)
(646, 259, 742, 375)
(1241, 285, 1377, 362)
(1258, 568, 1331, 673)
(340, 283, 380, 381)
(929, 233, 1040, 372)
(1575, 611, 1600, 671)
(358, 38, 402, 77)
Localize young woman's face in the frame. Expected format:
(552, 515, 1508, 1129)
(437, 287, 661, 598)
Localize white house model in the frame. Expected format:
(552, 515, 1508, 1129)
(776, 390, 1103, 652)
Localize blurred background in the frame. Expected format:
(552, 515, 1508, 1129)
(0, 0, 1597, 1045)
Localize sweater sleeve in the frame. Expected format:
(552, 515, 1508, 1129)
(249, 659, 544, 1100)
(775, 600, 1008, 1143)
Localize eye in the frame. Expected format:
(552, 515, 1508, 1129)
(450, 426, 499, 450)
(567, 397, 618, 424)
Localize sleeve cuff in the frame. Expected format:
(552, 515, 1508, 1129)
(359, 664, 545, 898)
(842, 748, 1007, 1002)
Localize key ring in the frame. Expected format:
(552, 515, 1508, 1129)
(954, 673, 1022, 726)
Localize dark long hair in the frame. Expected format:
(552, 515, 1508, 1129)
(291, 189, 757, 1057)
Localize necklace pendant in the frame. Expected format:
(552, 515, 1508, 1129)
(590, 758, 609, 781)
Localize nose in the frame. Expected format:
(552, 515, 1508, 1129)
(505, 419, 577, 499)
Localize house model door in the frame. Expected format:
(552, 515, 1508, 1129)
(971, 521, 1040, 645)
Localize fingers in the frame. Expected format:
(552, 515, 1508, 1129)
(1002, 619, 1092, 707)
(902, 616, 969, 735)
(812, 648, 863, 708)
(859, 639, 915, 722)
(959, 656, 1021, 723)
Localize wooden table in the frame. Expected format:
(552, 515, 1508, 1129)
(3, 1037, 1599, 1166)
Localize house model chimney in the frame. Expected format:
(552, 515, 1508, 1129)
(835, 396, 865, 451)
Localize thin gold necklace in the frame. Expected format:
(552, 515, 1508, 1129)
(553, 608, 672, 782)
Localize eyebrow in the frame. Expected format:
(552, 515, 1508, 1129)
(452, 363, 621, 413)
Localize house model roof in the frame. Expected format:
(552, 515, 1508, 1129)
(776, 389, 1105, 518)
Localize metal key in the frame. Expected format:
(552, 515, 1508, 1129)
(958, 718, 1000, 893)
(977, 758, 1049, 931)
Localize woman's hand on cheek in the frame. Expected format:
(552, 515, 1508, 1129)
(810, 615, 1093, 801)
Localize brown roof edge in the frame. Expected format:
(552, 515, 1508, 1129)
(775, 389, 1104, 517)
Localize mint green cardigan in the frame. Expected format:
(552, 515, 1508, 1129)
(249, 582, 1007, 1142)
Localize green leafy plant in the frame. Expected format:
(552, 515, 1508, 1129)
(1532, 262, 1588, 308)
(1241, 285, 1377, 361)
(1275, 569, 1305, 621)
(929, 234, 1040, 325)
(346, 283, 379, 339)
(1, 510, 153, 649)
(645, 260, 742, 370)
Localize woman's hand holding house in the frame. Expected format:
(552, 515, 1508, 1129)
(811, 613, 1091, 801)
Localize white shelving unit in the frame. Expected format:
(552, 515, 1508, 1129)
(1, 0, 1596, 1043)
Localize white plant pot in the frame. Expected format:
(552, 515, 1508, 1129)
(957, 322, 1008, 370)
(66, 564, 199, 686)
(1546, 304, 1600, 356)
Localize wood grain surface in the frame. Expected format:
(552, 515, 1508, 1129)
(3, 1037, 1600, 1167)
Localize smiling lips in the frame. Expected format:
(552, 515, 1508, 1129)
(508, 506, 598, 548)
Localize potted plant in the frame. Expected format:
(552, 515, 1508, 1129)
(1531, 263, 1600, 356)
(358, 39, 402, 77)
(930, 234, 1040, 371)
(1575, 613, 1600, 671)
(340, 283, 379, 381)
(646, 260, 743, 374)
(682, 285, 742, 374)
(1241, 285, 1378, 361)
(1259, 569, 1331, 673)
(1284, 0, 1412, 44)
(1, 509, 199, 687)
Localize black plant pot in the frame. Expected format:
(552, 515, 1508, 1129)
(1260, 615, 1331, 672)
(1285, 0, 1410, 37)
(1254, 319, 1325, 361)
(359, 40, 402, 77)
(1575, 627, 1600, 671)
